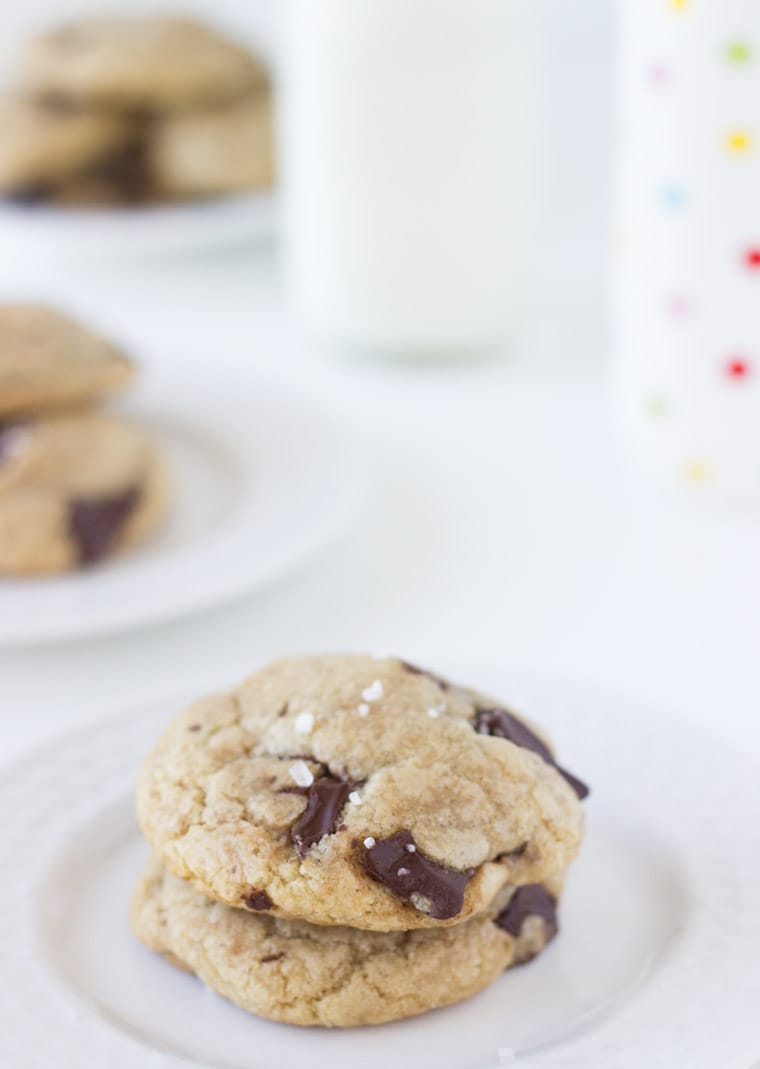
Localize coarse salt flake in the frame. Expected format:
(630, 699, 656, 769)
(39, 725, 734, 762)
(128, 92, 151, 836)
(362, 680, 384, 702)
(363, 836, 376, 849)
(289, 760, 314, 788)
(294, 712, 315, 735)
(397, 867, 410, 876)
(427, 708, 440, 718)
(357, 703, 370, 717)
(405, 843, 416, 853)
(348, 791, 363, 805)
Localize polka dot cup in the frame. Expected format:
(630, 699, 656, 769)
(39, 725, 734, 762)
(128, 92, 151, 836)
(616, 0, 760, 497)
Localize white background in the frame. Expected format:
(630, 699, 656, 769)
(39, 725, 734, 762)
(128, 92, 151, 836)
(2, 1, 759, 766)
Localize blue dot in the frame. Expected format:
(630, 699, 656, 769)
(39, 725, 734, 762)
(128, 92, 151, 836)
(661, 183, 687, 212)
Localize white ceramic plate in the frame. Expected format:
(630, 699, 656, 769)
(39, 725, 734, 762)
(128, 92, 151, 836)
(0, 666, 757, 1069)
(0, 379, 359, 645)
(0, 191, 277, 262)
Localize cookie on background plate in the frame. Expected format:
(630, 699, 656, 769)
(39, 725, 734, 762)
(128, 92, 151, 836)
(0, 410, 167, 575)
(150, 91, 275, 199)
(21, 17, 267, 112)
(131, 857, 564, 1028)
(0, 305, 134, 417)
(0, 96, 134, 198)
(137, 655, 587, 931)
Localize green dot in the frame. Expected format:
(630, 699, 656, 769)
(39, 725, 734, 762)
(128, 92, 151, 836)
(726, 41, 752, 65)
(645, 393, 670, 421)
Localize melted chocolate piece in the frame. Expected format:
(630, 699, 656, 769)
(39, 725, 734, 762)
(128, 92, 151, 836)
(0, 422, 24, 462)
(556, 765, 590, 801)
(495, 884, 558, 943)
(68, 485, 141, 564)
(363, 831, 474, 921)
(474, 708, 553, 763)
(400, 661, 450, 690)
(290, 777, 355, 855)
(242, 889, 273, 911)
(4, 186, 50, 206)
(474, 707, 590, 801)
(260, 952, 284, 964)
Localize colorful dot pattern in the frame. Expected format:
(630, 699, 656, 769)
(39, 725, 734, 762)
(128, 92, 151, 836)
(624, 2, 759, 491)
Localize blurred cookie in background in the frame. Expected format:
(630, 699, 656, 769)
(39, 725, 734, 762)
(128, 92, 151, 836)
(0, 96, 135, 201)
(0, 410, 167, 576)
(0, 15, 273, 210)
(0, 304, 134, 417)
(151, 91, 275, 199)
(20, 16, 266, 113)
(0, 304, 168, 576)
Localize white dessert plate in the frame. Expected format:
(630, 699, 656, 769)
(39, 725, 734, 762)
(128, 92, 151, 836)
(0, 666, 757, 1069)
(0, 378, 359, 645)
(0, 191, 277, 262)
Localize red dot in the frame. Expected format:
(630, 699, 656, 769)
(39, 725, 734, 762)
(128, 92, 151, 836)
(745, 248, 760, 269)
(725, 357, 751, 379)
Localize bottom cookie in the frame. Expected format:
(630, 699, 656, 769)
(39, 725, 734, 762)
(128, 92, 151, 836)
(0, 410, 168, 575)
(131, 858, 562, 1028)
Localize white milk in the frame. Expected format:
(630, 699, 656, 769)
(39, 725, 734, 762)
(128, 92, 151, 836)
(279, 0, 537, 355)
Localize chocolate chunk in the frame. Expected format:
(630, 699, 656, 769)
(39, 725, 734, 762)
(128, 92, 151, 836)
(495, 884, 558, 943)
(68, 485, 141, 564)
(290, 777, 355, 855)
(400, 661, 450, 690)
(187, 724, 202, 733)
(277, 702, 289, 718)
(260, 952, 284, 964)
(474, 708, 553, 763)
(4, 186, 50, 206)
(0, 422, 25, 462)
(474, 707, 590, 801)
(242, 889, 272, 911)
(556, 765, 590, 801)
(363, 831, 474, 921)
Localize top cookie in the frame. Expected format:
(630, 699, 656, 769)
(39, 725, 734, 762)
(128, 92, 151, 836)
(0, 305, 134, 417)
(137, 655, 587, 931)
(20, 17, 267, 112)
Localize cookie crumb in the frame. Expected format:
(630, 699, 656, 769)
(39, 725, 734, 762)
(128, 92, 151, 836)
(288, 760, 314, 788)
(363, 836, 376, 848)
(294, 712, 314, 735)
(362, 680, 383, 702)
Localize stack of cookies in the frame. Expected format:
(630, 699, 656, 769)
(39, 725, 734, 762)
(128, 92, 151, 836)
(133, 654, 588, 1027)
(0, 16, 273, 207)
(0, 304, 168, 575)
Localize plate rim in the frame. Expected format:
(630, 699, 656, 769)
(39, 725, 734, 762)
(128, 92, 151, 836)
(0, 664, 758, 1069)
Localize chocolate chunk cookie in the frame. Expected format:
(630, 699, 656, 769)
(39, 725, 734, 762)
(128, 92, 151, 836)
(0, 96, 134, 197)
(137, 655, 586, 930)
(21, 17, 267, 112)
(0, 305, 134, 418)
(150, 91, 274, 199)
(131, 857, 564, 1027)
(0, 410, 167, 575)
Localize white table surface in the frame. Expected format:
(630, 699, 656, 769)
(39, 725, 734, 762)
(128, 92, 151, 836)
(1, 240, 759, 769)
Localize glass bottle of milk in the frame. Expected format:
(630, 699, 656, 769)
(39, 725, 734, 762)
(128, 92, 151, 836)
(279, 0, 538, 356)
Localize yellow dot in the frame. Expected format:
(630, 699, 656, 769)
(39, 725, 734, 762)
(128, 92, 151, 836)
(684, 460, 710, 484)
(670, 0, 690, 11)
(727, 130, 752, 153)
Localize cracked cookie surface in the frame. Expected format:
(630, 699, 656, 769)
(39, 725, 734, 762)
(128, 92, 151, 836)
(137, 655, 586, 930)
(131, 857, 563, 1027)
